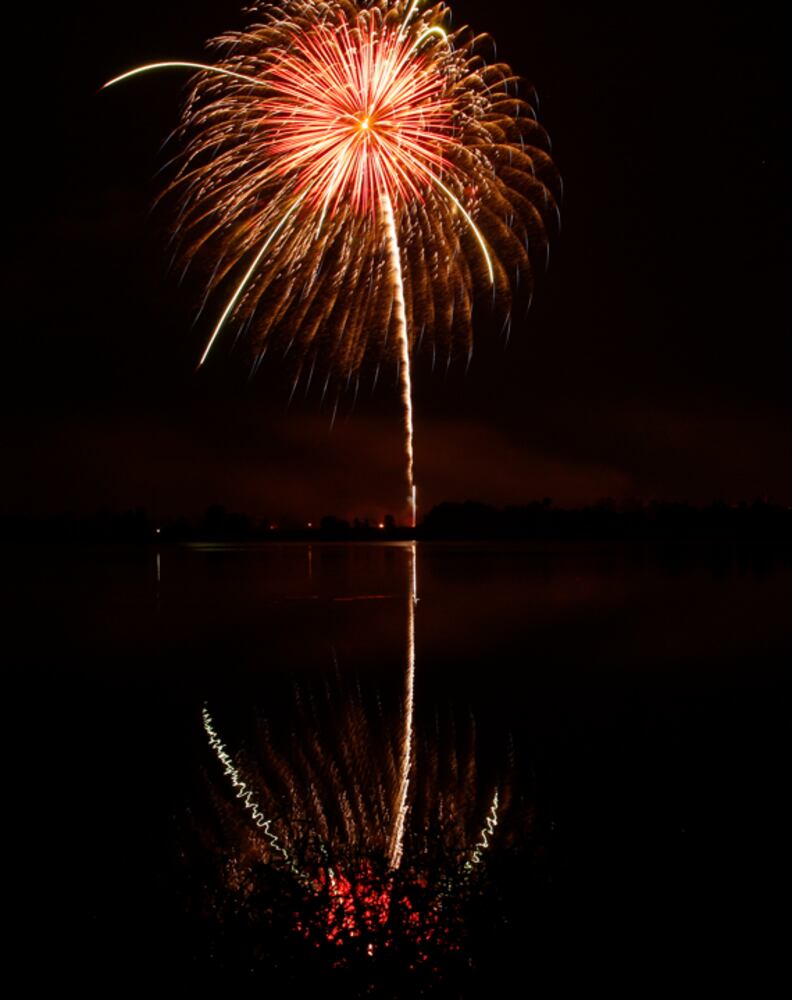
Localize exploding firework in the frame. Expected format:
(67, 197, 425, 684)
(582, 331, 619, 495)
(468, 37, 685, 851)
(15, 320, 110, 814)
(105, 1, 559, 524)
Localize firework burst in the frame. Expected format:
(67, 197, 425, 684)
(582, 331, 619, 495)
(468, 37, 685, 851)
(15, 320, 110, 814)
(105, 0, 559, 524)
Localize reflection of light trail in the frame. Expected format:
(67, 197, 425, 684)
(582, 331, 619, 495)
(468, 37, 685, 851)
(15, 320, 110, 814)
(465, 789, 499, 871)
(388, 541, 417, 869)
(202, 704, 302, 879)
(194, 543, 519, 974)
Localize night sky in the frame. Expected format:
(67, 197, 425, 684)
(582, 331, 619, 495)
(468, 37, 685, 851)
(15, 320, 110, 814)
(6, 1, 788, 522)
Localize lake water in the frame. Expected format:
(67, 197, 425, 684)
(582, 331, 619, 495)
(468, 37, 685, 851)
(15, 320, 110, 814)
(7, 541, 789, 990)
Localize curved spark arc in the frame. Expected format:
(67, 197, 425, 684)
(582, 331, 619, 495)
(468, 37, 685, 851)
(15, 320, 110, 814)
(412, 26, 450, 53)
(198, 192, 308, 367)
(426, 170, 495, 285)
(387, 541, 417, 870)
(102, 61, 268, 91)
(202, 704, 304, 880)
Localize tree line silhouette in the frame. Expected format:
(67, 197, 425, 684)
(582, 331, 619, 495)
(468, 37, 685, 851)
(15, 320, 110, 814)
(2, 498, 791, 543)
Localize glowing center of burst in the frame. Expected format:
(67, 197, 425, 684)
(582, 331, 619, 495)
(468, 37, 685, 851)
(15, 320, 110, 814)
(263, 19, 453, 215)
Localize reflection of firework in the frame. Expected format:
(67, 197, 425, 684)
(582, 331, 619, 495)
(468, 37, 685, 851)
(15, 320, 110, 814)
(192, 689, 515, 984)
(105, 1, 559, 524)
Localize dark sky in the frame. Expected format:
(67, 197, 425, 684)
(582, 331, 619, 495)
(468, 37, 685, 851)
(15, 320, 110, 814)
(6, 1, 789, 522)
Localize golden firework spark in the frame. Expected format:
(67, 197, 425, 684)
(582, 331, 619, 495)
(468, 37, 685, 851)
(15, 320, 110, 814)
(105, 1, 559, 523)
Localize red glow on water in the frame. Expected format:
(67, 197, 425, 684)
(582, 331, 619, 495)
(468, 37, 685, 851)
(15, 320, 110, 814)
(293, 861, 456, 963)
(319, 864, 392, 943)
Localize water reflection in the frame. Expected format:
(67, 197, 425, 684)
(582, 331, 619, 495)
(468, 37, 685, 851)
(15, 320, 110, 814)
(9, 541, 789, 987)
(388, 541, 416, 871)
(192, 543, 515, 987)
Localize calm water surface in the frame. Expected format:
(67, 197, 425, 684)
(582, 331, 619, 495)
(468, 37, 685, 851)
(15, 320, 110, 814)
(7, 542, 789, 990)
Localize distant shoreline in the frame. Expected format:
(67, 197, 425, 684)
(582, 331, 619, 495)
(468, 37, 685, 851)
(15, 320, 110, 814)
(3, 499, 791, 545)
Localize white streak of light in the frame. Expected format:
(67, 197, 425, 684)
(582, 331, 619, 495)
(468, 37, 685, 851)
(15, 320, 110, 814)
(429, 173, 495, 285)
(411, 535, 418, 603)
(202, 705, 302, 878)
(388, 542, 417, 870)
(465, 788, 500, 870)
(102, 61, 267, 90)
(398, 1, 422, 41)
(381, 193, 416, 528)
(412, 27, 449, 52)
(198, 194, 306, 366)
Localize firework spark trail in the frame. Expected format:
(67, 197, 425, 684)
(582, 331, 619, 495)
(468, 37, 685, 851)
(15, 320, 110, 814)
(381, 194, 415, 527)
(103, 1, 560, 522)
(102, 61, 266, 91)
(202, 704, 303, 879)
(197, 192, 308, 367)
(398, 0, 422, 41)
(387, 541, 417, 870)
